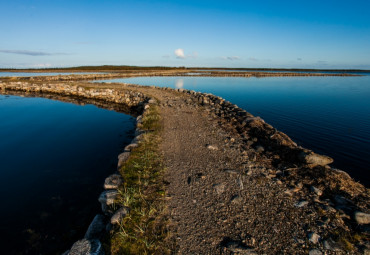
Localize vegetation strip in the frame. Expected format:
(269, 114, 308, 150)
(110, 103, 169, 254)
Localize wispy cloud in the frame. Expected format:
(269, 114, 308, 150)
(297, 58, 302, 61)
(222, 56, 240, 61)
(317, 60, 328, 64)
(248, 57, 258, 61)
(174, 48, 185, 59)
(0, 50, 68, 56)
(162, 54, 170, 58)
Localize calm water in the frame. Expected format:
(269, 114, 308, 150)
(98, 76, 370, 186)
(0, 72, 103, 77)
(0, 95, 135, 254)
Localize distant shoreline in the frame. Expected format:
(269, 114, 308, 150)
(0, 65, 369, 73)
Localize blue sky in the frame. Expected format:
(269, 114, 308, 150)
(0, 0, 369, 69)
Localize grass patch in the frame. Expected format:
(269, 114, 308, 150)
(110, 105, 169, 255)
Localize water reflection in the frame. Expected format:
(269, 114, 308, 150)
(175, 79, 184, 89)
(0, 95, 135, 254)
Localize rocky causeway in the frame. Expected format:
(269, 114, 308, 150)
(0, 73, 369, 254)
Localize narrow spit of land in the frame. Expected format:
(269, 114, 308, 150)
(127, 85, 370, 254)
(0, 75, 369, 254)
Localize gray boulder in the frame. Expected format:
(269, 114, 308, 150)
(104, 174, 123, 190)
(111, 206, 130, 225)
(354, 211, 370, 225)
(124, 143, 139, 152)
(68, 239, 104, 255)
(98, 190, 119, 214)
(117, 152, 130, 168)
(299, 151, 333, 167)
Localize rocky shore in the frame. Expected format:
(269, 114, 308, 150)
(0, 69, 359, 82)
(1, 78, 369, 254)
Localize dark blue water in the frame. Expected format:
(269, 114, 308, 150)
(99, 76, 370, 186)
(0, 95, 135, 254)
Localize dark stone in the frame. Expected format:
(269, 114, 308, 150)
(104, 174, 123, 190)
(68, 239, 104, 255)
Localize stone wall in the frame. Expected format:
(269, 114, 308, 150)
(0, 81, 149, 114)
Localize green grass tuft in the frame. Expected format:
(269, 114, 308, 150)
(110, 105, 169, 255)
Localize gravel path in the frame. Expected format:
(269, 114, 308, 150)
(133, 87, 369, 255)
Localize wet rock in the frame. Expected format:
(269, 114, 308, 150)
(354, 211, 370, 225)
(299, 151, 333, 167)
(308, 232, 320, 244)
(104, 174, 123, 190)
(67, 239, 104, 255)
(110, 206, 130, 225)
(84, 214, 106, 239)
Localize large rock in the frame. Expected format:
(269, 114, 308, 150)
(68, 239, 104, 255)
(110, 206, 130, 225)
(84, 214, 106, 240)
(98, 190, 119, 214)
(104, 174, 123, 190)
(299, 151, 333, 167)
(124, 143, 139, 152)
(117, 152, 130, 168)
(354, 211, 370, 225)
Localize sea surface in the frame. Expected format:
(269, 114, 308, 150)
(98, 75, 370, 186)
(0, 95, 135, 254)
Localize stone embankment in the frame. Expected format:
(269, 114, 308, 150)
(0, 80, 155, 254)
(64, 102, 155, 255)
(0, 81, 148, 113)
(0, 70, 358, 83)
(1, 79, 369, 254)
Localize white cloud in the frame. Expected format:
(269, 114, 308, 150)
(221, 56, 241, 61)
(0, 50, 68, 56)
(175, 48, 185, 59)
